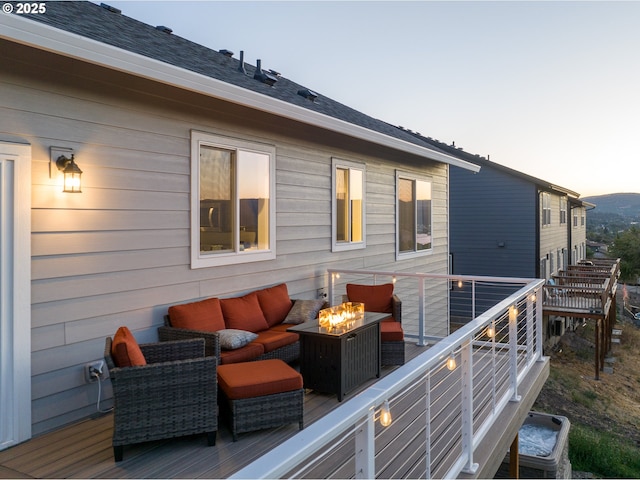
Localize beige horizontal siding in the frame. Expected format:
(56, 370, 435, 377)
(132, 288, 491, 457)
(2, 44, 451, 435)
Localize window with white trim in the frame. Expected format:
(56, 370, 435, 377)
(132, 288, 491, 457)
(560, 197, 567, 224)
(191, 131, 275, 268)
(396, 172, 432, 258)
(332, 158, 365, 251)
(541, 192, 551, 226)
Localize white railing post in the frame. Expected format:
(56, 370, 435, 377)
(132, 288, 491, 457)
(471, 280, 476, 320)
(536, 289, 544, 361)
(425, 371, 432, 479)
(461, 339, 478, 474)
(355, 412, 375, 479)
(329, 271, 335, 306)
(509, 306, 521, 402)
(526, 294, 534, 362)
(418, 276, 426, 346)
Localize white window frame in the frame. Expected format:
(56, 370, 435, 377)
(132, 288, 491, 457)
(190, 130, 276, 268)
(560, 197, 567, 224)
(541, 192, 551, 226)
(332, 158, 366, 252)
(395, 171, 433, 260)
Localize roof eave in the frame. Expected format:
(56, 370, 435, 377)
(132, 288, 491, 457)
(1, 13, 480, 173)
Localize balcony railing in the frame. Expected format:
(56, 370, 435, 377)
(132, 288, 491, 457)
(231, 270, 545, 479)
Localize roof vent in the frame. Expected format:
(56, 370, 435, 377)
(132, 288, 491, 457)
(253, 59, 278, 86)
(156, 25, 173, 34)
(298, 88, 318, 102)
(238, 50, 247, 74)
(219, 49, 234, 58)
(100, 3, 121, 14)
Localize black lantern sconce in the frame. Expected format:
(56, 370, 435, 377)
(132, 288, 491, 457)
(56, 154, 83, 193)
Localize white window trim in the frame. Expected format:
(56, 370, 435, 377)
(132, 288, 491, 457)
(395, 170, 433, 260)
(331, 158, 366, 252)
(190, 130, 276, 268)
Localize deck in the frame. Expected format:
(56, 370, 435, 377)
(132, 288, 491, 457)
(0, 338, 549, 480)
(0, 344, 426, 479)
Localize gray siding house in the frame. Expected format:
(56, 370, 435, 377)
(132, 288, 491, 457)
(0, 2, 480, 445)
(392, 135, 590, 320)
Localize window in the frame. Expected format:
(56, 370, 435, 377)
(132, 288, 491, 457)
(396, 172, 432, 258)
(332, 158, 365, 251)
(541, 192, 551, 226)
(191, 131, 275, 268)
(560, 197, 567, 224)
(573, 213, 578, 227)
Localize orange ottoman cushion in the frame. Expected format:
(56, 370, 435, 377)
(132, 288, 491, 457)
(217, 359, 303, 400)
(380, 321, 404, 342)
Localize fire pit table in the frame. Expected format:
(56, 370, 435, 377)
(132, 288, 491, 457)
(287, 312, 389, 401)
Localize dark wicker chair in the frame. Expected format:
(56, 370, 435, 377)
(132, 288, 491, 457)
(104, 337, 218, 461)
(345, 287, 405, 366)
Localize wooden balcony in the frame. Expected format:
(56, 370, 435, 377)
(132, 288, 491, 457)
(542, 258, 621, 379)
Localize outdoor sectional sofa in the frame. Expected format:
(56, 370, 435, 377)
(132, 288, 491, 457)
(158, 283, 326, 365)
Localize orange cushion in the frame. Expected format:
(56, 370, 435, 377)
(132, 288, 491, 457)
(346, 283, 394, 313)
(168, 297, 225, 332)
(380, 321, 404, 342)
(219, 342, 264, 365)
(221, 292, 269, 332)
(256, 283, 293, 327)
(253, 330, 299, 353)
(111, 326, 147, 367)
(217, 359, 303, 399)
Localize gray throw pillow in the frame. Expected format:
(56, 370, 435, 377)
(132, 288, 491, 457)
(217, 329, 258, 350)
(283, 299, 326, 324)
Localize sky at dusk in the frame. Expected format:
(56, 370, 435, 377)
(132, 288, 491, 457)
(103, 0, 640, 197)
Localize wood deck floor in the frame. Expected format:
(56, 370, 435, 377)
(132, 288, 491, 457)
(0, 343, 428, 479)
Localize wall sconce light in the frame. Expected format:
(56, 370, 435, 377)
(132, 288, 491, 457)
(56, 154, 83, 193)
(379, 400, 392, 427)
(457, 280, 463, 289)
(446, 352, 457, 371)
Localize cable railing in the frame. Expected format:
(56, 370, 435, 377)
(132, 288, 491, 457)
(230, 269, 545, 479)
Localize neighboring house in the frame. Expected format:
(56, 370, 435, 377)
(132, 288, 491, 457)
(0, 2, 480, 444)
(408, 137, 590, 280)
(392, 134, 591, 322)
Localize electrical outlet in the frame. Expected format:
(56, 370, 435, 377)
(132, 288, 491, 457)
(317, 287, 327, 299)
(85, 360, 104, 383)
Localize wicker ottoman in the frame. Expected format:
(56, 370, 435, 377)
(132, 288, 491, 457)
(217, 359, 304, 441)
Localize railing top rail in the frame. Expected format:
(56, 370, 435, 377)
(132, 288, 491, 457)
(231, 276, 544, 479)
(327, 268, 538, 285)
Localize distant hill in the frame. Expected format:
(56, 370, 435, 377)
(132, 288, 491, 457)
(583, 193, 640, 217)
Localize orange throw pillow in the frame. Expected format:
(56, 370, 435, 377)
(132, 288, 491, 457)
(346, 283, 394, 313)
(168, 297, 225, 332)
(221, 292, 269, 332)
(111, 326, 147, 367)
(256, 283, 293, 327)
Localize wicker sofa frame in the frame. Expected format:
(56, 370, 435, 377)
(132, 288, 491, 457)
(104, 337, 218, 461)
(158, 316, 301, 364)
